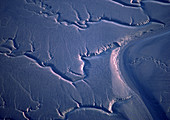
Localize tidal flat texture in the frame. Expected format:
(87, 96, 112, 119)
(0, 0, 170, 120)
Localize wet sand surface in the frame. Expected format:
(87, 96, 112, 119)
(0, 0, 170, 120)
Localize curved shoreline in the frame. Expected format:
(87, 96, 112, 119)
(118, 26, 170, 92)
(118, 27, 170, 120)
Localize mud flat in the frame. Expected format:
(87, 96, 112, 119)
(0, 0, 170, 119)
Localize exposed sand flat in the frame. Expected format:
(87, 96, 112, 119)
(0, 0, 170, 119)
